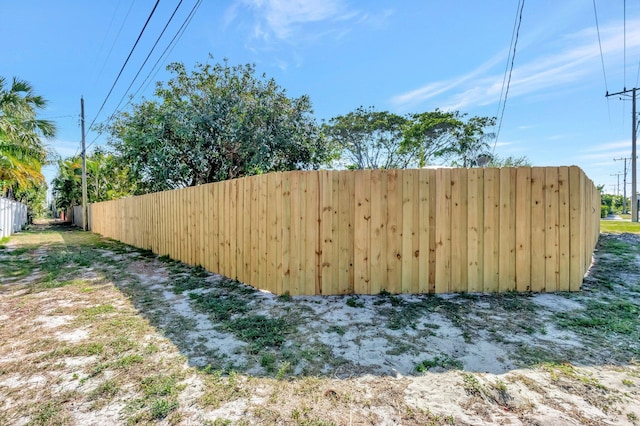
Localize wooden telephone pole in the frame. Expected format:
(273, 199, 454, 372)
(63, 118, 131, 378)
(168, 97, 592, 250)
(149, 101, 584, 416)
(81, 97, 88, 231)
(607, 88, 638, 222)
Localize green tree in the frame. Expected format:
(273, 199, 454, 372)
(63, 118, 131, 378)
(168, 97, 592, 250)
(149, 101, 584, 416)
(0, 76, 56, 196)
(108, 59, 330, 193)
(447, 115, 496, 167)
(324, 107, 410, 169)
(487, 154, 532, 167)
(52, 149, 136, 210)
(401, 109, 462, 167)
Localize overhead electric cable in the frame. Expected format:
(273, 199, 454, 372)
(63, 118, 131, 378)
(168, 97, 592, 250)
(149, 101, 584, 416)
(133, 0, 203, 102)
(85, 0, 203, 152)
(593, 0, 612, 126)
(95, 0, 136, 85)
(624, 0, 627, 89)
(87, 0, 161, 133)
(111, 0, 185, 116)
(493, 0, 524, 152)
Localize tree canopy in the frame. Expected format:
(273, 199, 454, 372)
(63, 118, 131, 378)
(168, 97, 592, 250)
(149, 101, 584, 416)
(52, 149, 136, 210)
(107, 59, 331, 193)
(0, 76, 56, 197)
(324, 107, 497, 169)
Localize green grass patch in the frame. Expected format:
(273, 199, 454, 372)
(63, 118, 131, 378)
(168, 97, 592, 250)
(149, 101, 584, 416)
(189, 292, 249, 321)
(555, 299, 640, 336)
(600, 220, 640, 234)
(226, 315, 293, 354)
(416, 355, 463, 372)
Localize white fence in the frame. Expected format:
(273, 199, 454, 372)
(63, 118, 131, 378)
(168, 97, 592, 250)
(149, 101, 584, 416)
(0, 197, 27, 239)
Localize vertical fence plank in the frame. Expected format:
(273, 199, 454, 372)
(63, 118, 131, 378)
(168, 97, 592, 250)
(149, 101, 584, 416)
(337, 171, 352, 294)
(483, 168, 500, 292)
(558, 167, 570, 291)
(266, 173, 277, 293)
(307, 172, 320, 295)
(402, 170, 421, 293)
(499, 168, 516, 291)
(386, 170, 403, 293)
(321, 170, 336, 295)
(274, 174, 284, 295)
(289, 172, 302, 295)
(369, 169, 386, 295)
(435, 168, 451, 293)
(530, 168, 546, 292)
(281, 174, 291, 293)
(241, 178, 251, 283)
(467, 168, 483, 292)
(258, 176, 268, 291)
(235, 179, 245, 283)
(418, 169, 431, 294)
(544, 167, 559, 292)
(354, 170, 371, 294)
(515, 168, 531, 291)
(450, 168, 468, 292)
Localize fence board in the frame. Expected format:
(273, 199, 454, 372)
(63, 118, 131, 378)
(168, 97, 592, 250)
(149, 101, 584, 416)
(386, 170, 402, 293)
(498, 168, 516, 291)
(467, 168, 482, 292)
(418, 169, 431, 294)
(450, 169, 467, 292)
(369, 170, 385, 295)
(530, 168, 546, 292)
(515, 168, 531, 291)
(483, 169, 500, 292)
(435, 168, 451, 293)
(354, 170, 371, 294)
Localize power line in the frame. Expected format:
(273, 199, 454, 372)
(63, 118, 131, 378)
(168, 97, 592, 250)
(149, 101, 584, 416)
(593, 0, 612, 126)
(111, 0, 185, 117)
(87, 0, 161, 133)
(493, 0, 524, 152)
(132, 0, 203, 102)
(85, 0, 203, 153)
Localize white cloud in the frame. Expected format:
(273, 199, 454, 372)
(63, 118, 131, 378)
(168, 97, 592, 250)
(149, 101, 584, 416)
(231, 0, 360, 42)
(585, 140, 631, 152)
(390, 18, 640, 111)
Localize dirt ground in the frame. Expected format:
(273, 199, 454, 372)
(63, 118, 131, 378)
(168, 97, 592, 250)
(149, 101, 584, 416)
(0, 220, 639, 425)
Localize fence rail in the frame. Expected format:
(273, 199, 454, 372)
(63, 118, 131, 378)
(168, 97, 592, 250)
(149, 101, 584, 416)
(90, 167, 600, 295)
(0, 197, 27, 239)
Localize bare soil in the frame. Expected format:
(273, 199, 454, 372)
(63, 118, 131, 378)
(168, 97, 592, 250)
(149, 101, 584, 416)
(0, 220, 639, 425)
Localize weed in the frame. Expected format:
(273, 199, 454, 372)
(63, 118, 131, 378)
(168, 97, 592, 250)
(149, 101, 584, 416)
(623, 379, 634, 386)
(114, 354, 144, 369)
(276, 362, 291, 380)
(28, 400, 70, 425)
(150, 398, 179, 420)
(629, 412, 639, 421)
(226, 315, 293, 354)
(189, 292, 248, 321)
(261, 353, 276, 372)
(278, 291, 292, 302)
(327, 325, 346, 336)
(90, 379, 120, 400)
(346, 297, 364, 308)
(416, 355, 463, 372)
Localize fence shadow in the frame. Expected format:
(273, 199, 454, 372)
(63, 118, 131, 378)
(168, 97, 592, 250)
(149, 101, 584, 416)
(63, 226, 637, 379)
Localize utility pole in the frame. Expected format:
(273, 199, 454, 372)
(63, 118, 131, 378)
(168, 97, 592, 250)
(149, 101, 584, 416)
(81, 97, 88, 231)
(614, 156, 633, 213)
(611, 172, 623, 195)
(607, 87, 638, 222)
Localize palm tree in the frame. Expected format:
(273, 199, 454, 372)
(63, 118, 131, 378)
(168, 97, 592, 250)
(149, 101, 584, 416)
(0, 76, 57, 196)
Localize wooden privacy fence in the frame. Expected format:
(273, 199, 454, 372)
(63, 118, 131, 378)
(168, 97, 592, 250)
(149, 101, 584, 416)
(89, 167, 600, 296)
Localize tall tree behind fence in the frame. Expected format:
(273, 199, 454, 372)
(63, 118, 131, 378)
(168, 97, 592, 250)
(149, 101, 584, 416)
(89, 167, 600, 295)
(0, 197, 27, 239)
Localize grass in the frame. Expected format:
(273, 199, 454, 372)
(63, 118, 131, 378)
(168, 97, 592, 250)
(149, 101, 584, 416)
(600, 219, 640, 234)
(2, 221, 640, 424)
(416, 355, 463, 372)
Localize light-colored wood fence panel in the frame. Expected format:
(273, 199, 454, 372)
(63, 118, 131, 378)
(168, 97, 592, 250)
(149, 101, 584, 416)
(89, 167, 599, 296)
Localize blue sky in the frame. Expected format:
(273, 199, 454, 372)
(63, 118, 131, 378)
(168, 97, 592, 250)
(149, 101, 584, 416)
(2, 0, 640, 195)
